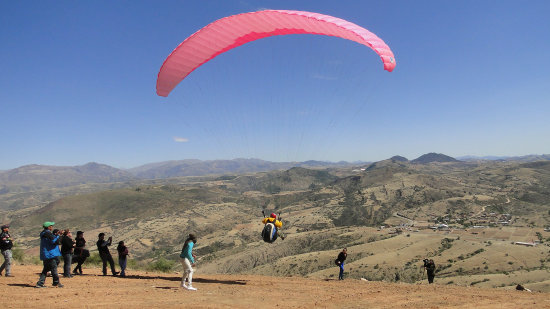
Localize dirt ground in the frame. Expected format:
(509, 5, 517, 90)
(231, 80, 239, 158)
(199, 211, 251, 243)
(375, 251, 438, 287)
(1, 265, 549, 308)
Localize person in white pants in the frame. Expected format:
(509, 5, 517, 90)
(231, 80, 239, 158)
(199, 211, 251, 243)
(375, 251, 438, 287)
(180, 234, 197, 291)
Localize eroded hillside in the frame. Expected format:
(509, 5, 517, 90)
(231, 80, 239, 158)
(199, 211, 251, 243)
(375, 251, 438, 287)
(6, 161, 550, 292)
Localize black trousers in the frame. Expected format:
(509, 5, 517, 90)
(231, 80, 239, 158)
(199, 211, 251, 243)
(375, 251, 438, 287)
(427, 271, 435, 284)
(73, 255, 87, 274)
(37, 258, 60, 286)
(100, 253, 117, 275)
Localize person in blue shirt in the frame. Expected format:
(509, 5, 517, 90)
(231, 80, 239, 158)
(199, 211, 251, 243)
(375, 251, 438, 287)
(35, 222, 63, 288)
(179, 234, 197, 291)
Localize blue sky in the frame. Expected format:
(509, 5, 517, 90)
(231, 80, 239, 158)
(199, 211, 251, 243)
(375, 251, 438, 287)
(1, 1, 549, 170)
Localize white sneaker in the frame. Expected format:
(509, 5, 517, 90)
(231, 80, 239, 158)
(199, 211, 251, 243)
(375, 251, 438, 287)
(186, 286, 197, 291)
(181, 283, 187, 288)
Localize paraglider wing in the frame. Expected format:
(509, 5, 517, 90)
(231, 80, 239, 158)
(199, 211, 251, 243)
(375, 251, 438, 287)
(156, 10, 396, 97)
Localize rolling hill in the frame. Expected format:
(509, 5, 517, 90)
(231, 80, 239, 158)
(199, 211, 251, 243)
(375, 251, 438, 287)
(6, 157, 550, 292)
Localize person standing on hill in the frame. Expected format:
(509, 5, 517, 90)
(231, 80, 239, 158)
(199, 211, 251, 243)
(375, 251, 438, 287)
(61, 229, 75, 278)
(72, 231, 88, 275)
(336, 248, 347, 280)
(180, 234, 197, 291)
(423, 259, 436, 284)
(36, 222, 63, 288)
(0, 224, 14, 277)
(96, 233, 118, 276)
(116, 241, 129, 278)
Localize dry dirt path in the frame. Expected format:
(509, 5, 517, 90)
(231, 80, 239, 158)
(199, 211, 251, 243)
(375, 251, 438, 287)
(1, 265, 549, 308)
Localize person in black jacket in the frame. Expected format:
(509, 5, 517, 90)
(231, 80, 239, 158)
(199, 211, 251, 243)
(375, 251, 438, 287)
(97, 233, 118, 276)
(116, 241, 129, 278)
(60, 229, 75, 278)
(423, 259, 436, 284)
(72, 231, 88, 275)
(336, 248, 347, 280)
(0, 224, 14, 277)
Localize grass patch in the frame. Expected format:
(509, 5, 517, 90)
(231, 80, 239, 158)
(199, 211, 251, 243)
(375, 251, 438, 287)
(146, 258, 176, 273)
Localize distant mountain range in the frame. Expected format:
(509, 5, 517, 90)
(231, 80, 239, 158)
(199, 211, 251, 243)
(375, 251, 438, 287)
(0, 162, 134, 188)
(457, 154, 550, 162)
(126, 158, 357, 179)
(2, 153, 549, 188)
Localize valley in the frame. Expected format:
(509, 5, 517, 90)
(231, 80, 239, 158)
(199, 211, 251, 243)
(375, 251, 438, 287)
(1, 155, 550, 293)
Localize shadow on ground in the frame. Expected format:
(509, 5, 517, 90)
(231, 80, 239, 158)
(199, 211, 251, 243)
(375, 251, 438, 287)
(8, 283, 36, 288)
(118, 274, 248, 285)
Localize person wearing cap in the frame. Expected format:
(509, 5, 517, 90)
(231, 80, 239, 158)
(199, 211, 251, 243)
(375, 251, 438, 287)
(179, 233, 197, 291)
(261, 213, 285, 241)
(96, 233, 118, 276)
(0, 224, 14, 277)
(36, 222, 63, 288)
(72, 231, 88, 275)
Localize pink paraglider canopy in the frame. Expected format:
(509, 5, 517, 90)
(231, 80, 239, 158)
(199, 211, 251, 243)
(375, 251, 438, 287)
(156, 10, 396, 97)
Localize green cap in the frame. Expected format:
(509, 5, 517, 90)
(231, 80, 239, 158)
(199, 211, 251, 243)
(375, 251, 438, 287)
(43, 221, 55, 228)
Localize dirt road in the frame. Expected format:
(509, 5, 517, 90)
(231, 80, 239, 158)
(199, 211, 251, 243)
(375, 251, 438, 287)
(1, 265, 549, 308)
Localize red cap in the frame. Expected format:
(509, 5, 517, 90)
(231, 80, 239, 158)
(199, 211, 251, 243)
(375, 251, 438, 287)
(270, 213, 277, 218)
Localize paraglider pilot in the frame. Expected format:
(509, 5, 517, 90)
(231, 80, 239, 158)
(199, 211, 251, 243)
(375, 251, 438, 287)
(262, 213, 284, 243)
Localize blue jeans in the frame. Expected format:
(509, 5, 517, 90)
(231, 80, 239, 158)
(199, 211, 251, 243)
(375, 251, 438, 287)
(0, 249, 12, 276)
(62, 253, 72, 276)
(338, 262, 345, 280)
(118, 257, 127, 277)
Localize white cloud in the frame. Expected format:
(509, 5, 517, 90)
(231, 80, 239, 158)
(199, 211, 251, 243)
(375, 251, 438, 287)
(173, 137, 189, 143)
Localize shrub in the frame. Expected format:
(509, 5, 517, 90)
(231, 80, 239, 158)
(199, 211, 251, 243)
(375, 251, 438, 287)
(438, 238, 455, 253)
(146, 258, 176, 273)
(11, 244, 25, 262)
(86, 253, 103, 266)
(470, 278, 490, 286)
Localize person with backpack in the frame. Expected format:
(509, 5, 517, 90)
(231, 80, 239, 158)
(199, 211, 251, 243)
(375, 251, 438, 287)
(179, 234, 197, 291)
(261, 213, 284, 243)
(335, 248, 347, 280)
(116, 241, 129, 278)
(0, 224, 14, 277)
(423, 259, 436, 284)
